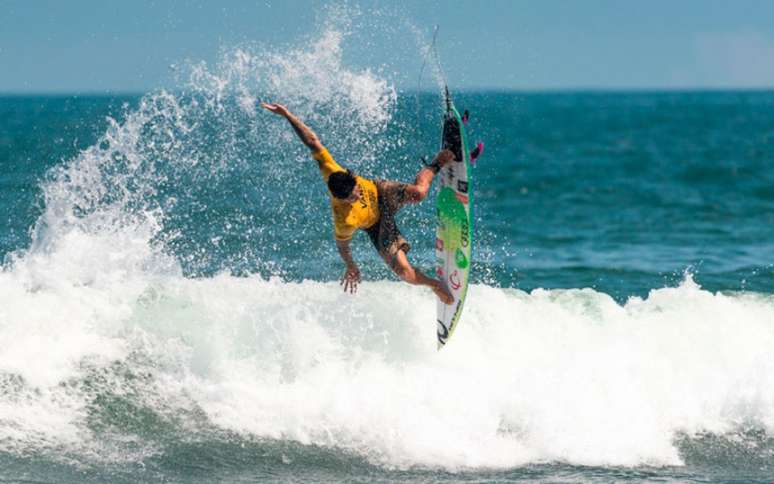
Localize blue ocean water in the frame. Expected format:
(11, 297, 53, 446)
(2, 26, 774, 484)
(5, 91, 774, 297)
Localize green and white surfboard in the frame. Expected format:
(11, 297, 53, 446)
(435, 87, 473, 349)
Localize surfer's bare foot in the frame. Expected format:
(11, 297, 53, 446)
(434, 149, 455, 167)
(433, 283, 454, 305)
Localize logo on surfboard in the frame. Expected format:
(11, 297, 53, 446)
(449, 270, 461, 290)
(455, 249, 468, 269)
(460, 218, 469, 248)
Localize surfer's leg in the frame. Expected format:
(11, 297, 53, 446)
(402, 167, 434, 204)
(376, 171, 434, 209)
(377, 175, 430, 211)
(398, 149, 456, 205)
(408, 167, 433, 203)
(384, 250, 453, 305)
(368, 182, 451, 304)
(377, 181, 414, 210)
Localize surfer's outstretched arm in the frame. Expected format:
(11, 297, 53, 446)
(336, 239, 361, 294)
(404, 149, 454, 203)
(261, 102, 324, 152)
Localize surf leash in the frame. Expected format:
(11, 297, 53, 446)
(416, 25, 448, 170)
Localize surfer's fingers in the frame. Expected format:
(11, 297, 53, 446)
(260, 102, 286, 115)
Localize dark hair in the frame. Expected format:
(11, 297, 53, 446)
(328, 170, 357, 199)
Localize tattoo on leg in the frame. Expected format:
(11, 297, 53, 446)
(397, 185, 407, 204)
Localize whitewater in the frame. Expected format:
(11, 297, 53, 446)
(3, 259, 774, 471)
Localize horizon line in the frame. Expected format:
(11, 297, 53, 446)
(2, 86, 774, 97)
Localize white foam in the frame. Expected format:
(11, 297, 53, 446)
(3, 262, 774, 469)
(178, 275, 774, 469)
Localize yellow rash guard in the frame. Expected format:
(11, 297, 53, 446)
(312, 148, 379, 241)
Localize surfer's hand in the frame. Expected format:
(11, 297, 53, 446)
(260, 102, 290, 117)
(341, 265, 361, 294)
(434, 149, 455, 167)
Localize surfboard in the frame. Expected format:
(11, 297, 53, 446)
(435, 87, 473, 349)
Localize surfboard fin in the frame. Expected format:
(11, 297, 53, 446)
(470, 141, 484, 166)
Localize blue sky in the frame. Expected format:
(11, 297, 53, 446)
(2, 0, 774, 93)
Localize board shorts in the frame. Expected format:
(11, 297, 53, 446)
(365, 180, 411, 262)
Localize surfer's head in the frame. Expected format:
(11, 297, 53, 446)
(328, 170, 359, 202)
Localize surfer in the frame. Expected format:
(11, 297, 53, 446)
(261, 102, 454, 304)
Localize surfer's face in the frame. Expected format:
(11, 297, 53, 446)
(344, 185, 361, 204)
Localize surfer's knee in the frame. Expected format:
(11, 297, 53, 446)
(391, 258, 417, 283)
(398, 267, 419, 284)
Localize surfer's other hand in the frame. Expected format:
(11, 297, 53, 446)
(434, 149, 455, 167)
(340, 265, 361, 294)
(260, 102, 289, 117)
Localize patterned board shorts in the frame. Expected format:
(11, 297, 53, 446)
(365, 180, 411, 261)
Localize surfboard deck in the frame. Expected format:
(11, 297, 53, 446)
(435, 88, 473, 349)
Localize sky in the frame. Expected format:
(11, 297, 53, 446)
(2, 0, 774, 93)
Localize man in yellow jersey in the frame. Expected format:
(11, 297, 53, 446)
(262, 102, 454, 304)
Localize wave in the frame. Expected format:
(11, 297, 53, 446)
(1, 265, 773, 469)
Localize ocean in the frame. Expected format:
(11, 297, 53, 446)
(2, 27, 774, 484)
